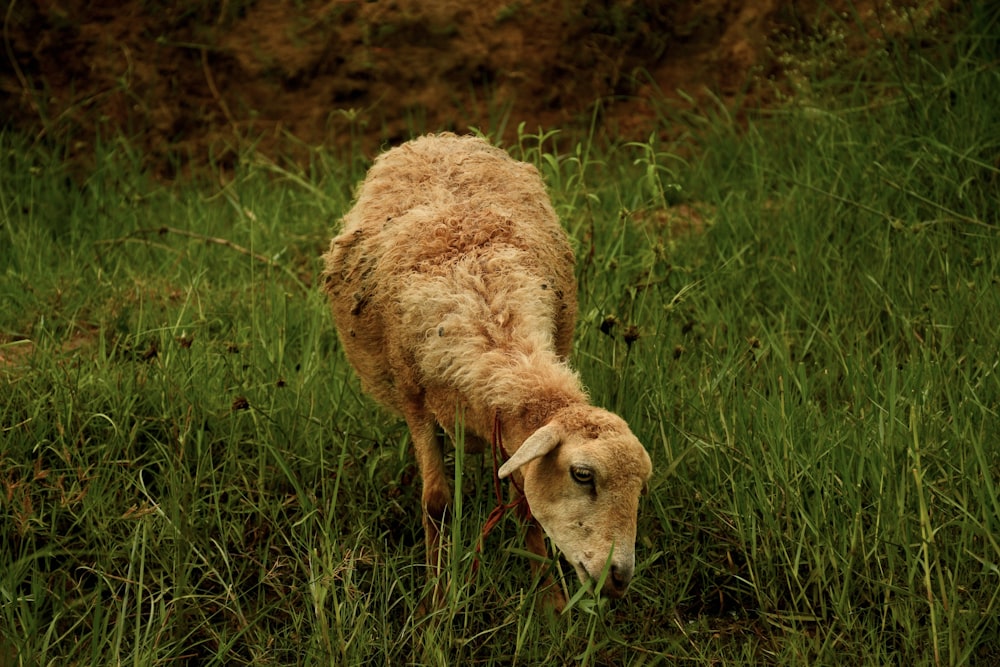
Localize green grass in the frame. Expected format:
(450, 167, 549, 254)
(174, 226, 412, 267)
(2, 12, 999, 666)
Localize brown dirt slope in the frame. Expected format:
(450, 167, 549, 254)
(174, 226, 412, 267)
(1, 0, 952, 175)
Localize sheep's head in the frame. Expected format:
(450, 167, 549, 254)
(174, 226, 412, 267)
(498, 406, 652, 598)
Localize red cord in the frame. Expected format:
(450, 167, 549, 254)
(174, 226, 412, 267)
(472, 410, 531, 574)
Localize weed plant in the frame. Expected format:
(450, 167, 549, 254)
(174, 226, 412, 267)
(2, 9, 999, 666)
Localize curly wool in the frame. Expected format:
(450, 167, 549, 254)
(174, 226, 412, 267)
(323, 132, 584, 442)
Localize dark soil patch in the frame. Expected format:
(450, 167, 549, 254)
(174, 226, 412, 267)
(1, 0, 955, 176)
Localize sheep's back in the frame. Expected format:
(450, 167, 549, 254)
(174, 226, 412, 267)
(323, 133, 578, 411)
(349, 133, 570, 270)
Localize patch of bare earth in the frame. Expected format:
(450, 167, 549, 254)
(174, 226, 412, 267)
(1, 1, 957, 176)
(0, 330, 98, 370)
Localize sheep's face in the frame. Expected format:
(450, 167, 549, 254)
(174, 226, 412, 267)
(499, 408, 652, 598)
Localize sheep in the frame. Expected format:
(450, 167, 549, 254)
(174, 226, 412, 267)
(322, 132, 652, 610)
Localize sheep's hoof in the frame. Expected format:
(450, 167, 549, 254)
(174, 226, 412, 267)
(539, 583, 568, 614)
(416, 579, 448, 617)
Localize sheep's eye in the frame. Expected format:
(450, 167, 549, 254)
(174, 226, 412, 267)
(570, 466, 594, 486)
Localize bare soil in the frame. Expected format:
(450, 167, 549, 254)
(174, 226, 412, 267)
(1, 0, 952, 176)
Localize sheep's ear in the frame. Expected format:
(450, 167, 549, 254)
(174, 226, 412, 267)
(498, 423, 562, 478)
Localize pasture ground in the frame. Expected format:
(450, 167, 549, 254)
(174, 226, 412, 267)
(2, 7, 999, 665)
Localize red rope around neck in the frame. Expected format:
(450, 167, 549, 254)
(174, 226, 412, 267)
(472, 410, 531, 573)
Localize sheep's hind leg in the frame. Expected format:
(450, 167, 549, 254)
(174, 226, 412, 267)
(405, 404, 452, 611)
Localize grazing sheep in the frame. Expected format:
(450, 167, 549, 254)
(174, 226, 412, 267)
(322, 133, 652, 609)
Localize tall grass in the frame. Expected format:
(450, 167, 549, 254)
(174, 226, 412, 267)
(2, 9, 999, 665)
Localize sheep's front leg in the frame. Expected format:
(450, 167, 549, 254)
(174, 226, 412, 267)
(404, 405, 451, 609)
(515, 485, 568, 612)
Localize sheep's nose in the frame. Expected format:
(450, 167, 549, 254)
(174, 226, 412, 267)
(603, 563, 633, 598)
